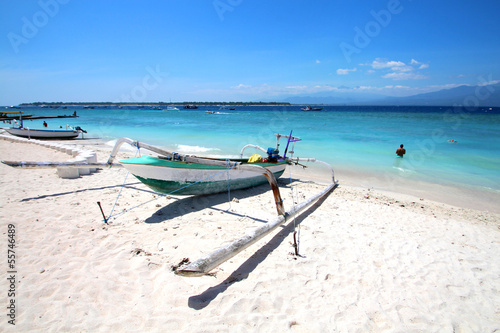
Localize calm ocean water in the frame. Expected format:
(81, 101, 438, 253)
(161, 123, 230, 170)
(6, 105, 500, 193)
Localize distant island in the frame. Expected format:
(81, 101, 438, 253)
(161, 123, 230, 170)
(19, 101, 291, 107)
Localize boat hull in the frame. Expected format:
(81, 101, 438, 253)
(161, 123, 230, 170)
(5, 128, 80, 139)
(120, 155, 287, 195)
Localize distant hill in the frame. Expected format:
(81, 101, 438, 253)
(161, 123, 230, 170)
(380, 83, 500, 106)
(282, 83, 500, 106)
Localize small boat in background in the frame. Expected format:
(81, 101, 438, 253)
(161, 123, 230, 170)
(165, 105, 179, 111)
(5, 126, 86, 139)
(3, 112, 86, 139)
(184, 104, 198, 109)
(301, 106, 323, 111)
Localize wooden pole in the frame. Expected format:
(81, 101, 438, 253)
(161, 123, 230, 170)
(97, 202, 108, 224)
(175, 179, 337, 277)
(1, 161, 123, 169)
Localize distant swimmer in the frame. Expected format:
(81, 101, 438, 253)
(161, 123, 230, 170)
(448, 139, 458, 143)
(43, 121, 47, 127)
(396, 144, 406, 157)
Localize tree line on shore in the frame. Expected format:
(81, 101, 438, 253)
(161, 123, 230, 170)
(20, 101, 291, 106)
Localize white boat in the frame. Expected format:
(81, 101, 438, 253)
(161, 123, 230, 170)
(164, 105, 179, 111)
(107, 135, 294, 196)
(5, 127, 85, 139)
(119, 154, 287, 195)
(4, 113, 86, 139)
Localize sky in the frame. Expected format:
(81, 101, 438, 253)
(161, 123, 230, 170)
(1, 0, 499, 105)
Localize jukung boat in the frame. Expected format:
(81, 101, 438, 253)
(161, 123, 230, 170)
(4, 112, 86, 139)
(105, 135, 292, 197)
(119, 155, 287, 195)
(2, 132, 337, 276)
(5, 126, 86, 139)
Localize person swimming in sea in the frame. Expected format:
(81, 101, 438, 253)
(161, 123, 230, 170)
(396, 144, 406, 157)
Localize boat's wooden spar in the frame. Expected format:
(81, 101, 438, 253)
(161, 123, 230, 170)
(107, 138, 251, 168)
(175, 157, 337, 277)
(239, 144, 267, 158)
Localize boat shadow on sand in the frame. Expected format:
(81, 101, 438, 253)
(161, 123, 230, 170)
(19, 174, 312, 225)
(186, 190, 334, 310)
(144, 178, 310, 224)
(19, 179, 150, 202)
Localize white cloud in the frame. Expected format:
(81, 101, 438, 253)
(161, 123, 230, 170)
(409, 59, 429, 70)
(337, 68, 357, 75)
(382, 72, 428, 80)
(393, 65, 414, 72)
(316, 60, 321, 64)
(231, 83, 252, 89)
(365, 57, 429, 80)
(370, 59, 406, 70)
(478, 79, 500, 86)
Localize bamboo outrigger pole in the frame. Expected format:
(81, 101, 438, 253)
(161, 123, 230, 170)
(1, 161, 123, 169)
(175, 157, 337, 277)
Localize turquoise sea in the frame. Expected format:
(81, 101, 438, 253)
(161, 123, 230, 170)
(5, 105, 500, 195)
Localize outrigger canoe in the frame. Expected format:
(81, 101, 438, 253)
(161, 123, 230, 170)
(3, 111, 86, 140)
(5, 127, 85, 139)
(1, 132, 338, 276)
(119, 155, 287, 195)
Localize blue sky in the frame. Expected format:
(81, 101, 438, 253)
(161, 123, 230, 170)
(1, 0, 499, 105)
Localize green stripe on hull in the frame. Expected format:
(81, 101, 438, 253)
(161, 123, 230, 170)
(135, 169, 286, 195)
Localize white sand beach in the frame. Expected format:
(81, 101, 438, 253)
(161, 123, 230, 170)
(1, 137, 499, 332)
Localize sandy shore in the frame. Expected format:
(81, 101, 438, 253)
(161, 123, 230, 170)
(0, 137, 499, 332)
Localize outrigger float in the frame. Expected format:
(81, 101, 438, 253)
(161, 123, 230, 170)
(2, 133, 338, 276)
